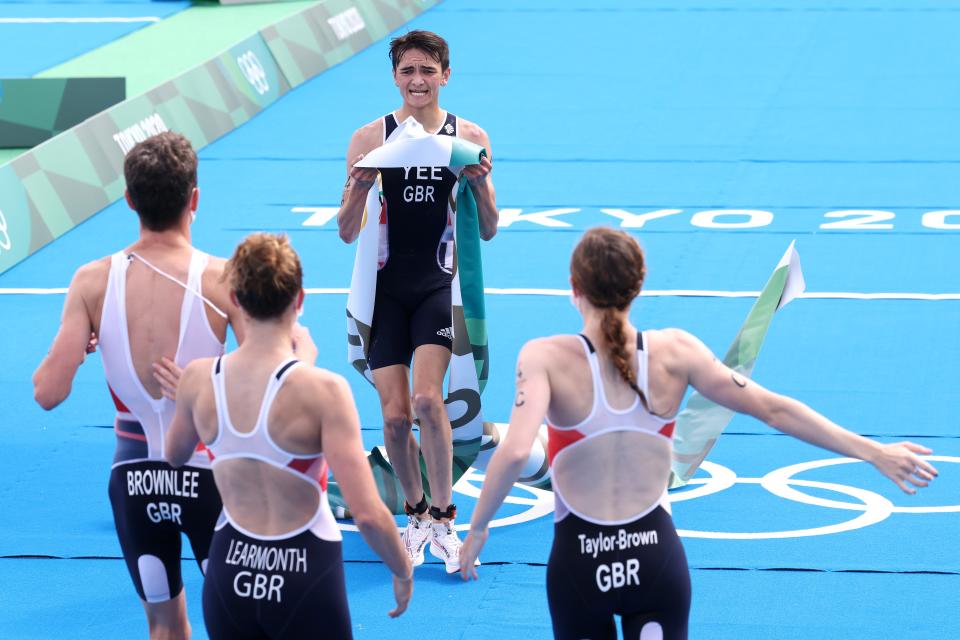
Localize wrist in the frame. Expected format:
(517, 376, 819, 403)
(860, 438, 884, 465)
(348, 187, 371, 204)
(467, 175, 489, 190)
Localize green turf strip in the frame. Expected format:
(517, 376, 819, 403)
(0, 1, 317, 167)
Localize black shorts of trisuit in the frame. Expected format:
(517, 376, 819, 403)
(546, 505, 691, 640)
(368, 257, 453, 370)
(203, 522, 352, 640)
(108, 460, 221, 602)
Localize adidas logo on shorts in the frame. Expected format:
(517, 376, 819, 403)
(436, 327, 453, 341)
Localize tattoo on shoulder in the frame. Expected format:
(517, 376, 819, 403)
(731, 372, 747, 388)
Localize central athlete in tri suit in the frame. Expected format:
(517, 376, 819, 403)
(337, 30, 499, 573)
(32, 132, 245, 639)
(459, 227, 939, 639)
(165, 234, 413, 639)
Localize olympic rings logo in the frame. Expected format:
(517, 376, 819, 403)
(0, 208, 11, 253)
(236, 51, 269, 96)
(336, 455, 956, 538)
(672, 456, 958, 539)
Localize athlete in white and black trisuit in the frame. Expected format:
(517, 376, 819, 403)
(460, 227, 939, 639)
(33, 132, 245, 639)
(337, 30, 498, 573)
(165, 234, 413, 639)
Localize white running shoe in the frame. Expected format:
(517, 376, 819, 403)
(401, 515, 432, 567)
(429, 521, 480, 574)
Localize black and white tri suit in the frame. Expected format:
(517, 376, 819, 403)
(545, 333, 691, 640)
(367, 112, 461, 370)
(201, 357, 351, 640)
(99, 250, 225, 603)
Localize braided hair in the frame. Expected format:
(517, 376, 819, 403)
(570, 227, 647, 398)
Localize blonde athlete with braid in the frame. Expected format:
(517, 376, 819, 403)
(460, 227, 938, 640)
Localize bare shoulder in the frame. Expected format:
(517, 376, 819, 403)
(520, 334, 583, 364)
(70, 256, 111, 304)
(181, 357, 216, 397)
(646, 328, 711, 372)
(290, 365, 353, 403)
(648, 328, 701, 348)
(183, 356, 216, 379)
(201, 254, 229, 289)
(73, 256, 110, 287)
(204, 254, 228, 273)
(456, 117, 490, 148)
(350, 118, 385, 154)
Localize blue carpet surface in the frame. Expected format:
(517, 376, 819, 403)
(1, 0, 958, 637)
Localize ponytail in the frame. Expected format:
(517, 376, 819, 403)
(570, 226, 648, 401)
(600, 307, 643, 400)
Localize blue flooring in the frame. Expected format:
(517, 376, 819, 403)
(0, 2, 189, 77)
(2, 559, 957, 639)
(2, 0, 959, 638)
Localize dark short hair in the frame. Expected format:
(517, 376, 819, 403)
(389, 30, 449, 71)
(123, 132, 197, 232)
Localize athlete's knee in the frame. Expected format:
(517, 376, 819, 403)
(382, 411, 412, 441)
(144, 597, 190, 640)
(412, 391, 445, 424)
(147, 621, 191, 640)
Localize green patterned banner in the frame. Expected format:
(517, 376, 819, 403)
(669, 242, 806, 488)
(0, 78, 125, 148)
(0, 32, 287, 275)
(263, 0, 441, 87)
(0, 0, 440, 276)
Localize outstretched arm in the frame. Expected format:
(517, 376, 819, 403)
(318, 373, 413, 617)
(33, 266, 98, 410)
(677, 330, 938, 493)
(461, 341, 550, 579)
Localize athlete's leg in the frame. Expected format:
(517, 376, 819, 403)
(411, 344, 453, 510)
(141, 594, 191, 640)
(202, 526, 265, 640)
(619, 535, 692, 640)
(620, 614, 685, 640)
(372, 364, 424, 504)
(546, 543, 617, 640)
(109, 464, 191, 639)
(182, 466, 221, 578)
(272, 539, 353, 640)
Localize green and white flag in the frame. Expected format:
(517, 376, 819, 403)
(354, 128, 487, 170)
(669, 241, 806, 488)
(335, 117, 489, 514)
